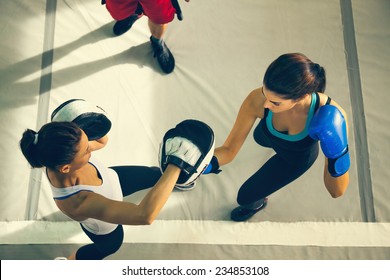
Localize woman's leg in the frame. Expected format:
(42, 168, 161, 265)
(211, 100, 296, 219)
(238, 154, 314, 205)
(75, 225, 124, 260)
(232, 153, 316, 221)
(110, 166, 162, 196)
(74, 166, 162, 259)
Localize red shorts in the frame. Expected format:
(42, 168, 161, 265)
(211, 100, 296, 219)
(105, 0, 176, 24)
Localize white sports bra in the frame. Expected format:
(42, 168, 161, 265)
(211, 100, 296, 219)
(48, 155, 123, 235)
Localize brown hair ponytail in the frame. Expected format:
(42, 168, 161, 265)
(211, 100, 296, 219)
(20, 122, 82, 170)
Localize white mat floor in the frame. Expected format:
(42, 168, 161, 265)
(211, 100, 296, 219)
(0, 0, 389, 260)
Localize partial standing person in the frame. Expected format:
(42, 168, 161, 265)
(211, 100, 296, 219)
(103, 0, 190, 74)
(204, 53, 351, 221)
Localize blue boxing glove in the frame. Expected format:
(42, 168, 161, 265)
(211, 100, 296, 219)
(203, 156, 221, 174)
(309, 105, 350, 177)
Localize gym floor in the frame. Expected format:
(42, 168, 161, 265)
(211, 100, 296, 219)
(0, 0, 389, 259)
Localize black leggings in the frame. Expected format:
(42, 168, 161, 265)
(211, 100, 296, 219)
(75, 166, 161, 260)
(77, 223, 124, 260)
(237, 153, 317, 207)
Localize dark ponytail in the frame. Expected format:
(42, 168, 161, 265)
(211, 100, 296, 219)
(20, 129, 43, 168)
(263, 53, 327, 100)
(312, 63, 326, 93)
(20, 122, 82, 170)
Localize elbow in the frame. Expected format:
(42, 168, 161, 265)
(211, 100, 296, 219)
(140, 213, 156, 225)
(330, 189, 345, 199)
(328, 183, 348, 198)
(135, 204, 159, 225)
(143, 218, 154, 225)
(325, 171, 349, 198)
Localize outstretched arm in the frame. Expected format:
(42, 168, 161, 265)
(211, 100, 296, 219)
(69, 164, 181, 225)
(215, 89, 263, 166)
(62, 130, 203, 225)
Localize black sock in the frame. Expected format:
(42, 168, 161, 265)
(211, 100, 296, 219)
(150, 36, 163, 46)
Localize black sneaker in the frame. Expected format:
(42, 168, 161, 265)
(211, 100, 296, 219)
(230, 198, 268, 222)
(113, 14, 141, 36)
(150, 37, 175, 74)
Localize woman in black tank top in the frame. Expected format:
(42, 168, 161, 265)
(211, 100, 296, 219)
(207, 53, 350, 222)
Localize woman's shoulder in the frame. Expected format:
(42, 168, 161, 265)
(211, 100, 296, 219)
(248, 87, 263, 99)
(316, 92, 330, 106)
(317, 92, 348, 119)
(317, 92, 341, 107)
(244, 87, 265, 118)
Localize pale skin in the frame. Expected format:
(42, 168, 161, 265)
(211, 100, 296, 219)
(214, 86, 349, 199)
(47, 130, 180, 259)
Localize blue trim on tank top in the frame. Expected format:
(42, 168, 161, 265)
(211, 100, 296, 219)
(266, 92, 316, 142)
(50, 161, 100, 200)
(53, 189, 93, 200)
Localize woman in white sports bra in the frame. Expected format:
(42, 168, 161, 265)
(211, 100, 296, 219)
(20, 121, 193, 260)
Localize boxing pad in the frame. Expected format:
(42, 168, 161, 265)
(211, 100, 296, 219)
(51, 99, 111, 140)
(309, 105, 350, 177)
(159, 119, 215, 188)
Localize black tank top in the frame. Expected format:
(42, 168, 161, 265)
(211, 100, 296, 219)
(253, 92, 329, 166)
